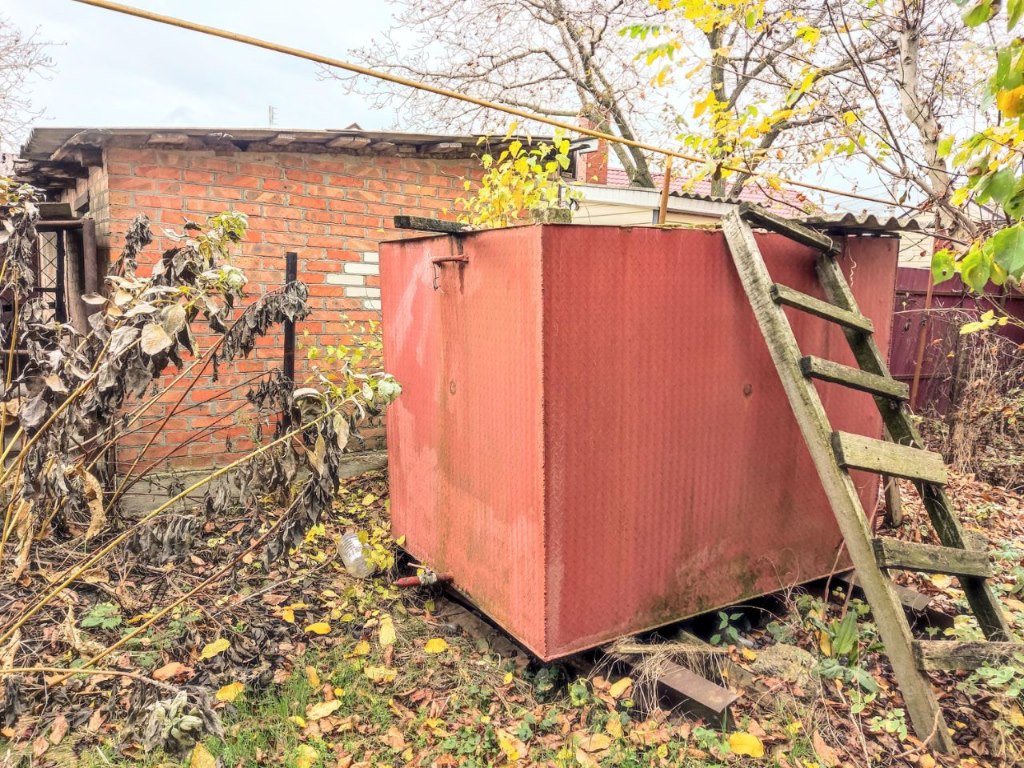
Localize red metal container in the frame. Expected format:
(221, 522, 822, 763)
(381, 225, 897, 660)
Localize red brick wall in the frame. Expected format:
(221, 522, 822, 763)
(74, 146, 478, 470)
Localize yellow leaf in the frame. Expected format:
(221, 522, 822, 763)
(364, 665, 398, 684)
(305, 622, 331, 635)
(998, 85, 1024, 118)
(189, 743, 217, 768)
(215, 681, 245, 703)
(497, 730, 525, 761)
(930, 574, 953, 590)
(424, 637, 449, 654)
(741, 647, 757, 661)
(362, 493, 376, 505)
(608, 677, 632, 699)
(378, 615, 396, 647)
(729, 731, 765, 758)
(348, 640, 371, 657)
(1009, 704, 1024, 728)
(306, 700, 342, 720)
(294, 743, 318, 768)
(605, 717, 623, 739)
(503, 671, 514, 685)
(281, 608, 295, 624)
(288, 715, 306, 728)
(305, 666, 320, 687)
(199, 637, 230, 660)
(578, 733, 612, 753)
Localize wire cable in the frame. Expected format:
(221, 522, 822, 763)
(71, 0, 900, 208)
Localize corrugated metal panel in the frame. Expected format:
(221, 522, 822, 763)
(383, 225, 898, 659)
(382, 228, 549, 653)
(889, 267, 1024, 414)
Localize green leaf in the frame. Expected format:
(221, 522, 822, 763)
(1009, 0, 1024, 29)
(960, 244, 993, 293)
(979, 167, 1018, 205)
(931, 248, 956, 284)
(991, 224, 1024, 277)
(936, 136, 955, 158)
(963, 0, 995, 27)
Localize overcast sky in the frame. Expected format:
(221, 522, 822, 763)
(5, 0, 400, 149)
(4, 0, 891, 212)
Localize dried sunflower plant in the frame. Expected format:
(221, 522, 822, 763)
(0, 178, 400, 753)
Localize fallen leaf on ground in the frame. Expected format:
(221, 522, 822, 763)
(364, 665, 398, 684)
(608, 677, 632, 699)
(215, 681, 245, 703)
(307, 700, 342, 720)
(348, 640, 371, 657)
(424, 637, 448, 654)
(190, 743, 217, 768)
(49, 714, 68, 745)
(930, 573, 953, 589)
(153, 661, 193, 682)
(306, 666, 320, 687)
(379, 615, 396, 647)
(305, 622, 331, 635)
(294, 744, 318, 768)
(812, 731, 839, 767)
(199, 637, 230, 660)
(578, 733, 611, 753)
(384, 725, 407, 750)
(729, 731, 765, 758)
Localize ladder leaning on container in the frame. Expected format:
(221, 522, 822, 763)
(721, 204, 1023, 754)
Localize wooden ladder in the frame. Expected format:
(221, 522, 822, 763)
(722, 203, 1021, 753)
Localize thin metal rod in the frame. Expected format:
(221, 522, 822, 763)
(71, 0, 901, 208)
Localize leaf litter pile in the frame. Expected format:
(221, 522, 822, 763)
(1, 462, 1022, 767)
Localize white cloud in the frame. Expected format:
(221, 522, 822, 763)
(5, 0, 397, 148)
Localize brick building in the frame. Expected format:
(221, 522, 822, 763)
(15, 127, 500, 469)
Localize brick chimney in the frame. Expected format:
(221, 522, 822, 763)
(576, 117, 608, 185)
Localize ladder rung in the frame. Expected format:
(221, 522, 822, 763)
(872, 538, 992, 578)
(737, 203, 840, 255)
(770, 284, 874, 334)
(831, 431, 947, 484)
(801, 356, 908, 400)
(913, 640, 1024, 671)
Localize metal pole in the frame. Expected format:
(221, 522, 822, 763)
(657, 156, 673, 225)
(283, 251, 297, 384)
(55, 232, 67, 324)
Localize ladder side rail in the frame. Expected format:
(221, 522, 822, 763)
(721, 212, 953, 752)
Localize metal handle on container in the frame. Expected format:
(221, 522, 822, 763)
(432, 254, 468, 289)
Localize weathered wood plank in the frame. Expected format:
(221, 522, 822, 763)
(801, 356, 908, 400)
(721, 211, 953, 752)
(816, 253, 1013, 642)
(738, 203, 840, 255)
(834, 570, 934, 614)
(913, 640, 1024, 671)
(770, 284, 874, 333)
(832, 431, 947, 484)
(872, 538, 992, 578)
(393, 215, 466, 234)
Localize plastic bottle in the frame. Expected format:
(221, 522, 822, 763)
(338, 532, 376, 578)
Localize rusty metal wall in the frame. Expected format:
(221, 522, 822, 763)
(382, 227, 549, 654)
(889, 268, 1024, 414)
(382, 226, 898, 660)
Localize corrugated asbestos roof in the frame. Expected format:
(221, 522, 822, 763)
(799, 212, 925, 233)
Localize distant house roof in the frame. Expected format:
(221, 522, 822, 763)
(605, 167, 818, 216)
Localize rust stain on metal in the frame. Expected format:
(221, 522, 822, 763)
(382, 225, 898, 660)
